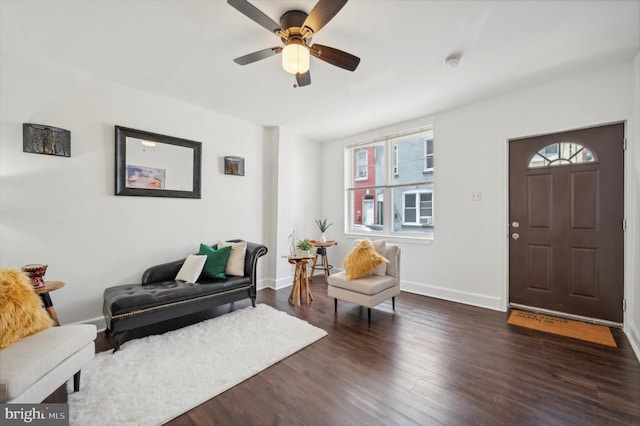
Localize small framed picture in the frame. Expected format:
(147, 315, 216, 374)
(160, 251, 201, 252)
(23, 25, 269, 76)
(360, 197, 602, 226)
(224, 156, 245, 176)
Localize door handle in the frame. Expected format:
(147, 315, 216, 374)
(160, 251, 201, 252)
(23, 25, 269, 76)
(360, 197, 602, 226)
(512, 233, 520, 240)
(512, 221, 520, 228)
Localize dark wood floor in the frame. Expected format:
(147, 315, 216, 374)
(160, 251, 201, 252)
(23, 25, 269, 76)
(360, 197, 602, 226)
(48, 280, 640, 425)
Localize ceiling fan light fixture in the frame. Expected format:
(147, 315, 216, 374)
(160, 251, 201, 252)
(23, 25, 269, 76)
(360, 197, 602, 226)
(282, 43, 310, 74)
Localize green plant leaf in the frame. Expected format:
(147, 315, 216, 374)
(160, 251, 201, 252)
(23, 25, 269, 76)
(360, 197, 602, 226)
(315, 218, 333, 232)
(296, 238, 313, 250)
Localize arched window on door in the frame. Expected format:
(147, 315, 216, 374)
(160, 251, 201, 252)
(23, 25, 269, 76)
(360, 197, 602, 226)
(529, 142, 597, 168)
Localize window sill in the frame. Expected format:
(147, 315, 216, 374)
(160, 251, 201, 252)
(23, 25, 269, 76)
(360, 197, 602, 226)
(345, 232, 434, 245)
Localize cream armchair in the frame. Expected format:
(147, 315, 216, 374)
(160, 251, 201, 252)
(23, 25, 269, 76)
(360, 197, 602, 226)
(0, 268, 96, 403)
(328, 243, 401, 323)
(0, 324, 96, 403)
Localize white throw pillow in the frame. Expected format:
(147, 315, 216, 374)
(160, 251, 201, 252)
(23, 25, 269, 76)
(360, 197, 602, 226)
(175, 254, 207, 283)
(370, 239, 388, 276)
(217, 240, 247, 276)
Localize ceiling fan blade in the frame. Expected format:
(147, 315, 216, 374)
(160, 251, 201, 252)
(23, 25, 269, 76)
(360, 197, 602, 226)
(302, 0, 348, 35)
(296, 71, 311, 87)
(233, 47, 283, 65)
(227, 0, 282, 34)
(310, 44, 360, 71)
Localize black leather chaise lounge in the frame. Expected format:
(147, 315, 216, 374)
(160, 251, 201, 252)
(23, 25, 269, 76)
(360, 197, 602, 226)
(103, 240, 267, 351)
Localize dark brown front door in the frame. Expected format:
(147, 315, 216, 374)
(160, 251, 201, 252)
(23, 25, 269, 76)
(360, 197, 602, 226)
(509, 123, 624, 323)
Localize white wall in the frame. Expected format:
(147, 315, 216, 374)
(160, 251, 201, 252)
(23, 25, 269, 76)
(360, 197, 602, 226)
(321, 60, 639, 356)
(0, 50, 324, 328)
(271, 127, 322, 289)
(0, 51, 276, 327)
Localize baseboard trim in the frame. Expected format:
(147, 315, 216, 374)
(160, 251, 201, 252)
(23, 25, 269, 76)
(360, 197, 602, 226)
(256, 278, 275, 290)
(401, 280, 503, 312)
(625, 321, 640, 362)
(257, 277, 292, 291)
(273, 277, 293, 290)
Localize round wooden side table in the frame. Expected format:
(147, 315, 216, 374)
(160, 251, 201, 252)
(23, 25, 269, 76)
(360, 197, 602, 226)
(35, 281, 65, 326)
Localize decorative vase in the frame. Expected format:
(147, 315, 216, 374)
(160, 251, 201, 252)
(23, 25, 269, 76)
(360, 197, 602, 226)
(22, 264, 48, 288)
(321, 232, 327, 243)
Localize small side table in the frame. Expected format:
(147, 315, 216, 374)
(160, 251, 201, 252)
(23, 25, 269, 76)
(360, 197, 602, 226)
(35, 281, 65, 326)
(287, 256, 314, 306)
(310, 240, 337, 284)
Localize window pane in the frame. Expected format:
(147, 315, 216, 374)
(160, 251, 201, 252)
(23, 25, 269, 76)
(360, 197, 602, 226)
(426, 154, 434, 170)
(352, 144, 385, 185)
(393, 144, 399, 176)
(419, 192, 433, 225)
(355, 150, 368, 180)
(405, 194, 416, 208)
(404, 192, 416, 223)
(391, 132, 431, 185)
(349, 142, 385, 234)
(405, 206, 417, 223)
(529, 142, 596, 168)
(425, 139, 434, 171)
(348, 189, 385, 233)
(394, 185, 434, 236)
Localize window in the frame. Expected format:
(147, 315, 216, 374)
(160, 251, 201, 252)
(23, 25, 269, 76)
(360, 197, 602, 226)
(529, 142, 596, 168)
(346, 127, 434, 238)
(393, 144, 399, 176)
(355, 150, 368, 180)
(402, 190, 433, 226)
(424, 139, 434, 172)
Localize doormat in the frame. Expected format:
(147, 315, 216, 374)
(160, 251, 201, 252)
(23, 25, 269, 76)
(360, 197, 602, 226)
(507, 309, 617, 347)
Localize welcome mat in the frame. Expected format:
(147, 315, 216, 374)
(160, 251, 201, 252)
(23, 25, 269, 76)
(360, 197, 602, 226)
(507, 309, 616, 347)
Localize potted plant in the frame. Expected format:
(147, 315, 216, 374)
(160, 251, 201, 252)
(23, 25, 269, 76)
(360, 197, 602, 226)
(296, 238, 314, 257)
(315, 218, 333, 242)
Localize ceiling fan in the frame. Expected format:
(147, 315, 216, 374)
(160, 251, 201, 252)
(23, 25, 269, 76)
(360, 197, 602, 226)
(227, 0, 360, 87)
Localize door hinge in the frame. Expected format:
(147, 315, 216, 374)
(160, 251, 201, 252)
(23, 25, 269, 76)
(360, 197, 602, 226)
(623, 219, 627, 231)
(623, 139, 627, 150)
(623, 298, 626, 312)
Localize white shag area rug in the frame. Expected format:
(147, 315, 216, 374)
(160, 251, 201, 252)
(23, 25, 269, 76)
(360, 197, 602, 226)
(67, 304, 327, 425)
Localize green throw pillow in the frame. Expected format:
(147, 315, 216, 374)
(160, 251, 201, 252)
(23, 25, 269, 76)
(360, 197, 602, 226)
(197, 244, 232, 280)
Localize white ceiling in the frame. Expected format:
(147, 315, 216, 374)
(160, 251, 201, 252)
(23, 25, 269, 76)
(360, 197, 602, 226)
(1, 0, 639, 142)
